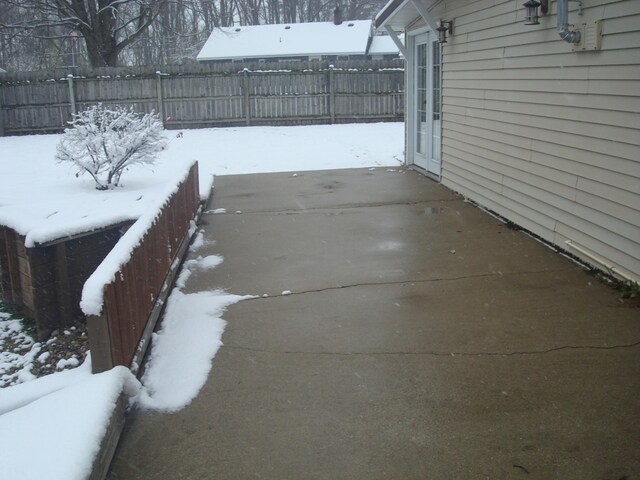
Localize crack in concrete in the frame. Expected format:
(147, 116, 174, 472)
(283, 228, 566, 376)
(203, 198, 463, 216)
(243, 268, 575, 300)
(224, 340, 640, 358)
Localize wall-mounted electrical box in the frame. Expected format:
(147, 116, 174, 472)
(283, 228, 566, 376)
(572, 20, 603, 52)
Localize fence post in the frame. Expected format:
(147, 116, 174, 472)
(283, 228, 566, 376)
(156, 71, 165, 124)
(243, 69, 251, 126)
(67, 74, 77, 118)
(87, 312, 114, 373)
(329, 65, 336, 124)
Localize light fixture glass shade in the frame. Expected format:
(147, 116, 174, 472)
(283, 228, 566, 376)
(523, 0, 541, 25)
(436, 24, 448, 43)
(436, 20, 452, 44)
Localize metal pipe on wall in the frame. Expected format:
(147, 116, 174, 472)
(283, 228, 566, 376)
(557, 0, 581, 44)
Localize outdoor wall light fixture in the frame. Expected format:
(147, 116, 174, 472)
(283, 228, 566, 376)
(523, 0, 585, 46)
(523, 0, 549, 25)
(436, 20, 453, 43)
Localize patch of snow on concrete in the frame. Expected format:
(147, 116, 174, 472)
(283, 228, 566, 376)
(136, 253, 253, 412)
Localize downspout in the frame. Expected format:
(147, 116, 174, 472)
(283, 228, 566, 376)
(557, 0, 581, 44)
(565, 240, 637, 284)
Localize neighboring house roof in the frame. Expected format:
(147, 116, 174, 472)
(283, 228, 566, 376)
(197, 20, 374, 61)
(368, 34, 404, 57)
(0, 67, 6, 73)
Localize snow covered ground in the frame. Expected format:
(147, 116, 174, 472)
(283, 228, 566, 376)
(0, 123, 403, 247)
(0, 122, 403, 480)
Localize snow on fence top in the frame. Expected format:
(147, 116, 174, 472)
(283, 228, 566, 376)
(80, 160, 198, 316)
(0, 59, 404, 84)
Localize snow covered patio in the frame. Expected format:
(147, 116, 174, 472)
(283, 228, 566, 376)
(108, 167, 640, 479)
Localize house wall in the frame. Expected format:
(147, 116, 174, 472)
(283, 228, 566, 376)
(412, 0, 639, 281)
(203, 55, 370, 63)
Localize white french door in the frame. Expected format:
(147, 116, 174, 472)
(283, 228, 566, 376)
(409, 31, 441, 178)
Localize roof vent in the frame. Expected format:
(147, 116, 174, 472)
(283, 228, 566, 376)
(348, 22, 354, 27)
(285, 25, 291, 29)
(235, 28, 241, 32)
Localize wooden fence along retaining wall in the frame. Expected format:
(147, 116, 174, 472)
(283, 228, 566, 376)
(87, 162, 200, 374)
(0, 60, 404, 134)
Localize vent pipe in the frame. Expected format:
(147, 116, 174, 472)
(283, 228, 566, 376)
(334, 5, 343, 25)
(557, 0, 581, 44)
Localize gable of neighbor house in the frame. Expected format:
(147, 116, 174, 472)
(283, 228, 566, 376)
(369, 33, 405, 59)
(377, 0, 640, 283)
(197, 20, 374, 62)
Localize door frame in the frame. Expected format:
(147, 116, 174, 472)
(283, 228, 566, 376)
(406, 27, 442, 180)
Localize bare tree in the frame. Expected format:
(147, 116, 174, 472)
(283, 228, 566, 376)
(0, 0, 167, 67)
(0, 0, 390, 70)
(121, 0, 220, 65)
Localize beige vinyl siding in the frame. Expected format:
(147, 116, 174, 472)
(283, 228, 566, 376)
(418, 0, 640, 281)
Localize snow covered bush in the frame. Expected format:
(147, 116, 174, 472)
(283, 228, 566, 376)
(56, 104, 167, 190)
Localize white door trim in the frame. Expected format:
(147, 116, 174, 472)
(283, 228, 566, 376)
(406, 28, 441, 179)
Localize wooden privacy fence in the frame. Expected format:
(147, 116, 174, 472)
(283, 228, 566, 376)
(0, 59, 404, 135)
(86, 162, 200, 374)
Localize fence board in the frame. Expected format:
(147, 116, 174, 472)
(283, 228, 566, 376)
(0, 60, 404, 134)
(87, 163, 200, 371)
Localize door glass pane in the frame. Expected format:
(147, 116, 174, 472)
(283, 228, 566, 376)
(416, 42, 427, 155)
(431, 41, 441, 162)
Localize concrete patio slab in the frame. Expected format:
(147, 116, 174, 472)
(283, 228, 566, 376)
(108, 167, 640, 480)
